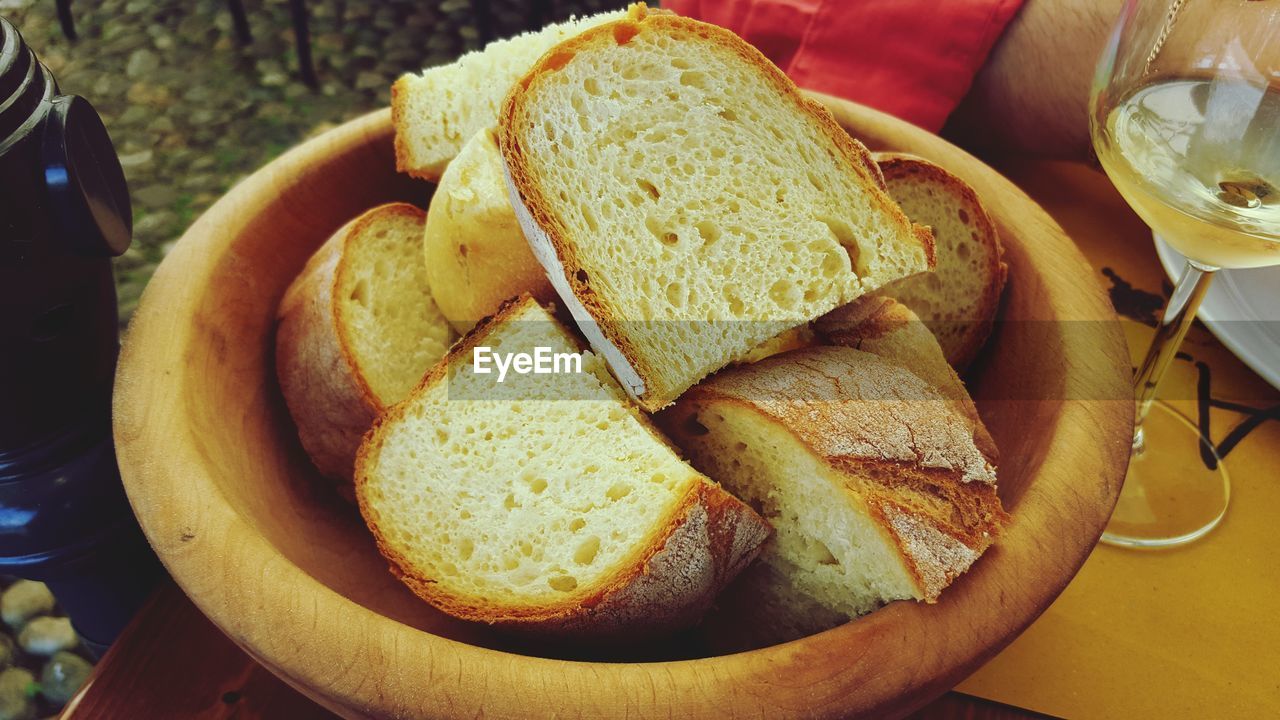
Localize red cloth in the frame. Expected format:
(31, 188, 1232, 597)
(664, 0, 1026, 131)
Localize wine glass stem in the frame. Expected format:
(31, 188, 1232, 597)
(1132, 259, 1216, 455)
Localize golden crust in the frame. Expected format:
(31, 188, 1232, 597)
(673, 346, 1006, 598)
(873, 152, 1007, 371)
(497, 4, 927, 411)
(275, 203, 425, 490)
(353, 295, 771, 636)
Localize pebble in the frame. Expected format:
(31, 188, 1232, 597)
(355, 71, 384, 91)
(117, 105, 152, 126)
(40, 652, 92, 707)
(133, 184, 181, 208)
(148, 116, 176, 134)
(125, 48, 160, 79)
(117, 149, 154, 171)
(133, 210, 179, 242)
(261, 71, 289, 87)
(0, 636, 14, 670)
(0, 668, 34, 720)
(0, 583, 53, 631)
(17, 617, 77, 657)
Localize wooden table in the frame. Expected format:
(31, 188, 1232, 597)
(62, 581, 1047, 719)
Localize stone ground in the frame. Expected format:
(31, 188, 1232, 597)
(1, 0, 628, 323)
(0, 579, 91, 719)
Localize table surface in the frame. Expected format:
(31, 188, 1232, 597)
(64, 156, 1278, 719)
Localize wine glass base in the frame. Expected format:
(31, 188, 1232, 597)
(1101, 401, 1229, 549)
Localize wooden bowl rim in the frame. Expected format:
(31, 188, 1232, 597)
(114, 96, 1131, 719)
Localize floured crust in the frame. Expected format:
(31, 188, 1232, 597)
(871, 500, 984, 602)
(873, 152, 1007, 371)
(816, 295, 998, 464)
(353, 295, 771, 636)
(498, 4, 930, 411)
(675, 347, 1006, 598)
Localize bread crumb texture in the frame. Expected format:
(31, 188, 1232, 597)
(337, 207, 454, 405)
(357, 299, 719, 618)
(503, 10, 926, 408)
(393, 10, 626, 177)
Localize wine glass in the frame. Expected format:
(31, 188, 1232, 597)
(1090, 0, 1280, 547)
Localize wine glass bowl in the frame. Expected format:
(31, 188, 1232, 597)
(1089, 0, 1280, 547)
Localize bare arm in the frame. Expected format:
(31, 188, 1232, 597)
(944, 0, 1121, 159)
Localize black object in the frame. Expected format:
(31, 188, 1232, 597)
(0, 16, 164, 656)
(53, 0, 318, 89)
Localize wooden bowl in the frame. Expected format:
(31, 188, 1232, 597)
(113, 95, 1132, 719)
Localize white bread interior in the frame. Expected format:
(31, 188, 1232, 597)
(355, 295, 770, 636)
(871, 153, 1007, 371)
(276, 203, 455, 485)
(392, 9, 625, 179)
(499, 5, 931, 412)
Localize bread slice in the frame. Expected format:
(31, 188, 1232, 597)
(424, 128, 555, 333)
(355, 295, 770, 636)
(392, 9, 626, 179)
(499, 5, 932, 412)
(276, 203, 456, 485)
(816, 295, 998, 463)
(657, 347, 1006, 624)
(872, 153, 1007, 371)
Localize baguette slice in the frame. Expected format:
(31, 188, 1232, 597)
(424, 128, 555, 333)
(392, 9, 626, 179)
(276, 204, 456, 485)
(355, 295, 770, 636)
(658, 347, 1006, 625)
(500, 4, 932, 412)
(816, 295, 998, 463)
(872, 153, 1007, 371)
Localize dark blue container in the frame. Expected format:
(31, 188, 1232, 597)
(0, 15, 163, 656)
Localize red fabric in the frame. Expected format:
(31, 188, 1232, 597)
(663, 0, 1026, 131)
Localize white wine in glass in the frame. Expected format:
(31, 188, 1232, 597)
(1090, 0, 1280, 547)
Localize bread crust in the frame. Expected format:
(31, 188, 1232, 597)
(816, 295, 999, 464)
(353, 295, 771, 637)
(663, 347, 1006, 600)
(873, 152, 1007, 371)
(498, 4, 929, 411)
(275, 203, 425, 489)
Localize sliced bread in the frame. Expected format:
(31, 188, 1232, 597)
(499, 5, 932, 411)
(424, 127, 554, 333)
(355, 295, 770, 636)
(816, 295, 998, 463)
(276, 203, 456, 485)
(658, 347, 1006, 624)
(872, 153, 1007, 371)
(392, 9, 626, 179)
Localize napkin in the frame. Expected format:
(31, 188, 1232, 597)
(664, 0, 1025, 131)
